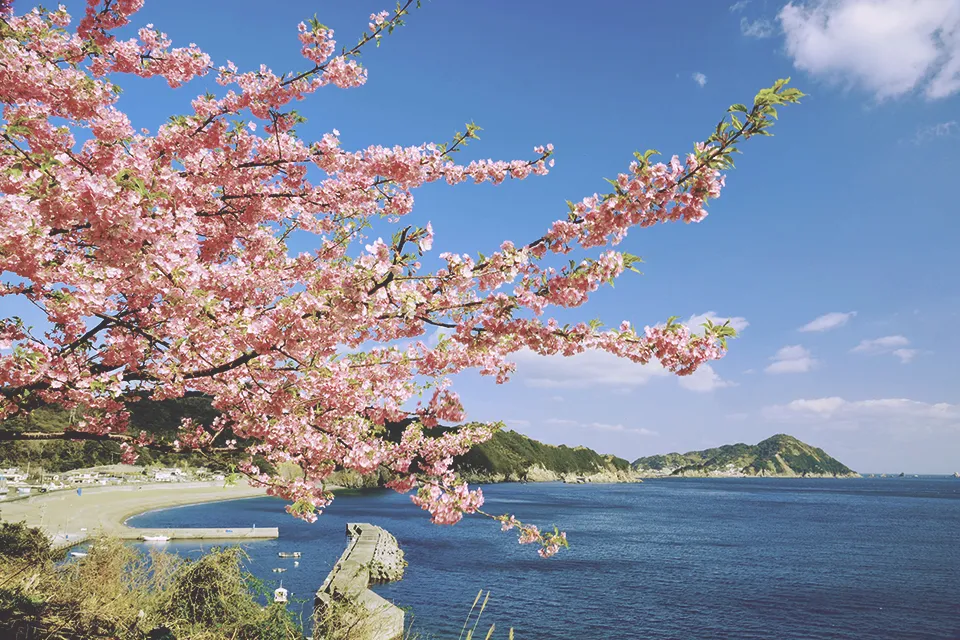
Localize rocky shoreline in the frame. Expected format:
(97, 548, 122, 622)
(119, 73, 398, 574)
(459, 464, 643, 484)
(634, 469, 861, 479)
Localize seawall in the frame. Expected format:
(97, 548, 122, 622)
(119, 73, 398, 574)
(314, 523, 406, 640)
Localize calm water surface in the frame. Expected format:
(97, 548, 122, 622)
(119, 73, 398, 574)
(128, 478, 960, 639)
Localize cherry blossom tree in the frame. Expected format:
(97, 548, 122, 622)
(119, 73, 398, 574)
(0, 1, 802, 557)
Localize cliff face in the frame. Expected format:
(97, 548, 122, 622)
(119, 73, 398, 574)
(633, 434, 859, 478)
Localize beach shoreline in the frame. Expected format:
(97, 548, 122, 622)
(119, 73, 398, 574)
(0, 481, 271, 544)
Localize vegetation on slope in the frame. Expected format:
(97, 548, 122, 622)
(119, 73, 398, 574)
(0, 395, 253, 473)
(455, 427, 632, 480)
(632, 434, 857, 476)
(0, 522, 303, 640)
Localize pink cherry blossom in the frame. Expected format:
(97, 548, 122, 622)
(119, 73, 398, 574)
(0, 1, 800, 557)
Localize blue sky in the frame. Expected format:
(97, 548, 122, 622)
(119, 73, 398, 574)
(9, 0, 960, 473)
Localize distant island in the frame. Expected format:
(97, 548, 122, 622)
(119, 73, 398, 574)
(632, 434, 859, 478)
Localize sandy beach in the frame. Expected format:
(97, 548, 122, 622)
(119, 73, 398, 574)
(0, 481, 269, 545)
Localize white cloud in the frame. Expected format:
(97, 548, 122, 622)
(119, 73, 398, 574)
(543, 417, 658, 436)
(852, 335, 919, 363)
(913, 120, 959, 144)
(692, 72, 708, 87)
(779, 0, 960, 100)
(512, 348, 670, 389)
(893, 348, 919, 363)
(583, 422, 659, 436)
(741, 16, 775, 37)
(850, 336, 920, 364)
(678, 364, 736, 392)
(765, 396, 960, 431)
(799, 311, 856, 332)
(779, 396, 847, 414)
(765, 345, 818, 374)
(730, 0, 750, 11)
(685, 311, 750, 333)
(513, 345, 735, 392)
(852, 335, 910, 352)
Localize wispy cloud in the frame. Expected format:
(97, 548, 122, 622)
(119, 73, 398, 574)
(544, 417, 658, 437)
(765, 344, 818, 374)
(892, 348, 919, 363)
(779, 0, 960, 100)
(512, 348, 670, 389)
(740, 17, 774, 38)
(799, 311, 856, 332)
(764, 396, 960, 432)
(730, 0, 750, 12)
(678, 364, 737, 392)
(852, 335, 910, 352)
(685, 311, 750, 333)
(851, 335, 917, 363)
(913, 121, 958, 144)
(692, 72, 708, 88)
(582, 422, 659, 437)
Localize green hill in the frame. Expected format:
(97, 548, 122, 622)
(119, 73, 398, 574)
(0, 394, 244, 473)
(454, 428, 634, 483)
(632, 434, 858, 477)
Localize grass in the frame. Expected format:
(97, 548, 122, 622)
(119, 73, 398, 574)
(0, 522, 303, 640)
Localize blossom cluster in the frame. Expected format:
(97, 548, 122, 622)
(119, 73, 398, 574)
(0, 2, 800, 556)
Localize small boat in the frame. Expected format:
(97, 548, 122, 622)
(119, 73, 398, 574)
(293, 561, 299, 567)
(142, 535, 170, 542)
(274, 584, 288, 603)
(70, 551, 88, 558)
(272, 568, 286, 573)
(277, 552, 301, 558)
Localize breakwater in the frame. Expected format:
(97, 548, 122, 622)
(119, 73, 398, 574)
(314, 523, 405, 640)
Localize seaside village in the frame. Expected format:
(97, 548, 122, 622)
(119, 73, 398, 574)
(0, 465, 226, 498)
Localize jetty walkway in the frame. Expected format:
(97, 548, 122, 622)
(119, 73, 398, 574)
(315, 523, 406, 640)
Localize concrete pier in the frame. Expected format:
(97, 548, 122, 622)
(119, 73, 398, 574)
(315, 523, 406, 640)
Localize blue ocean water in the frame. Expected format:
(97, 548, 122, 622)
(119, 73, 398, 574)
(127, 478, 960, 639)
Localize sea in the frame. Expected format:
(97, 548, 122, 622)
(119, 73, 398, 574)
(127, 478, 960, 640)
